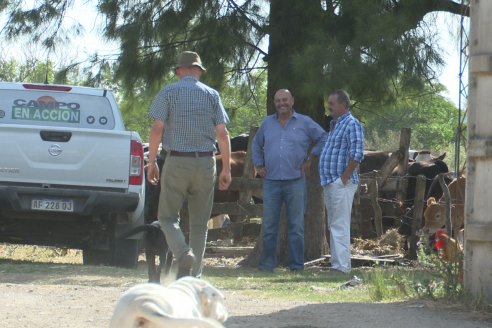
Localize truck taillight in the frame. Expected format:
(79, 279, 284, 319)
(129, 140, 144, 185)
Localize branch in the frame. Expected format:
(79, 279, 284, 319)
(226, 0, 266, 33)
(393, 0, 469, 28)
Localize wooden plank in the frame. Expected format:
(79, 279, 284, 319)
(466, 223, 492, 242)
(368, 177, 383, 237)
(321, 254, 402, 263)
(238, 127, 257, 205)
(438, 173, 453, 238)
(205, 246, 254, 258)
(226, 177, 263, 191)
(408, 175, 426, 260)
(396, 128, 411, 205)
(211, 202, 263, 217)
(377, 150, 401, 187)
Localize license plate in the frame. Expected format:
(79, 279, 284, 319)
(31, 199, 74, 212)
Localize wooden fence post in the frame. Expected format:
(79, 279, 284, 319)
(396, 128, 411, 207)
(408, 175, 426, 260)
(438, 173, 453, 238)
(368, 176, 383, 237)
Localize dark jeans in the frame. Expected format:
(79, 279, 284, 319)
(258, 177, 306, 271)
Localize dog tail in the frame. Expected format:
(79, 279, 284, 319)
(116, 223, 160, 240)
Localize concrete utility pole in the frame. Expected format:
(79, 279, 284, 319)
(465, 0, 492, 302)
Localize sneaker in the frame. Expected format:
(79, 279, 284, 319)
(327, 268, 349, 276)
(290, 267, 304, 272)
(177, 250, 195, 279)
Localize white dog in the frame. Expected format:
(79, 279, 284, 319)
(109, 277, 228, 328)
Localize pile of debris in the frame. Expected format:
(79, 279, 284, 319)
(352, 228, 404, 257)
(305, 229, 405, 268)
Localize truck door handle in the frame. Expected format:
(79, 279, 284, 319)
(40, 130, 72, 142)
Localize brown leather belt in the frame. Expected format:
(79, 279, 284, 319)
(169, 150, 214, 157)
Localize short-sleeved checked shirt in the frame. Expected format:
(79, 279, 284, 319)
(319, 112, 364, 186)
(149, 76, 229, 152)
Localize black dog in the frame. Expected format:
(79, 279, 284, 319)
(117, 220, 172, 283)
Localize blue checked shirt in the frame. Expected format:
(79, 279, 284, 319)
(319, 112, 364, 186)
(252, 111, 327, 180)
(149, 76, 229, 152)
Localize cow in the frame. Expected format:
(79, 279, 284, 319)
(425, 172, 455, 201)
(360, 150, 445, 175)
(230, 134, 249, 152)
(359, 151, 449, 236)
(215, 134, 250, 154)
(423, 176, 466, 239)
(359, 151, 391, 174)
(214, 151, 248, 206)
(403, 153, 448, 208)
(396, 155, 449, 237)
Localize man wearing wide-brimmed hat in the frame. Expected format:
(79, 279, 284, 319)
(147, 51, 231, 279)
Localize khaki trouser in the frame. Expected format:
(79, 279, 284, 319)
(323, 177, 358, 273)
(157, 154, 216, 277)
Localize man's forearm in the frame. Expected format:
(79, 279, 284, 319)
(342, 159, 359, 180)
(148, 120, 164, 163)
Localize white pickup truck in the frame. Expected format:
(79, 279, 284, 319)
(0, 82, 145, 267)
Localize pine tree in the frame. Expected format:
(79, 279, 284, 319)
(0, 0, 470, 264)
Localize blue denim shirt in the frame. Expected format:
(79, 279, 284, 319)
(252, 111, 327, 180)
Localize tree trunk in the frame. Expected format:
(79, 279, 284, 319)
(241, 0, 328, 267)
(266, 0, 326, 121)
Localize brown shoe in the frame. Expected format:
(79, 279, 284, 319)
(177, 250, 195, 279)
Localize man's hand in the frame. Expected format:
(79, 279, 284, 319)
(340, 173, 349, 185)
(255, 166, 267, 178)
(218, 171, 232, 190)
(301, 158, 311, 176)
(146, 162, 160, 185)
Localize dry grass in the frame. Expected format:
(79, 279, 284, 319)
(0, 243, 82, 264)
(352, 229, 404, 257)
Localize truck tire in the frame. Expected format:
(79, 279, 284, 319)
(112, 238, 140, 268)
(82, 248, 112, 266)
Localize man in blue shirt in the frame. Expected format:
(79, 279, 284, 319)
(252, 89, 327, 272)
(319, 89, 364, 274)
(147, 51, 231, 278)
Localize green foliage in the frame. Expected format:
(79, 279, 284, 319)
(415, 234, 464, 301)
(0, 57, 55, 83)
(366, 268, 411, 302)
(220, 71, 267, 136)
(1, 1, 469, 117)
(361, 84, 466, 161)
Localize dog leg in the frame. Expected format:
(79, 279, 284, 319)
(146, 248, 159, 283)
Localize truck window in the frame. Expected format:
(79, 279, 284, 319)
(0, 90, 116, 130)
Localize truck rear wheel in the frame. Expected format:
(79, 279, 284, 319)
(82, 248, 112, 266)
(112, 238, 140, 268)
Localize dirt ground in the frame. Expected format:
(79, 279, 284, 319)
(0, 263, 491, 328)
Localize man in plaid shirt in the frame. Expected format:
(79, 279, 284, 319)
(319, 89, 364, 274)
(146, 51, 231, 278)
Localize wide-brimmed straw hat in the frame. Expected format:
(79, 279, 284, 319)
(176, 51, 206, 71)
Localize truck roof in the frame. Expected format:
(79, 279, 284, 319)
(0, 82, 110, 97)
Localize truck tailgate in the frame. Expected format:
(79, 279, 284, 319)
(0, 125, 132, 189)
